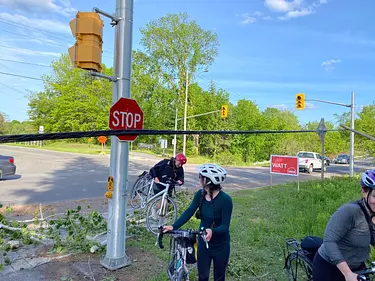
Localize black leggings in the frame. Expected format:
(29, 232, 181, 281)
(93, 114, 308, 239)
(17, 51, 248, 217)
(312, 252, 366, 281)
(197, 240, 230, 281)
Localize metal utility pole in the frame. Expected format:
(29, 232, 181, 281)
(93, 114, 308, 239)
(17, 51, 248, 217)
(305, 92, 355, 177)
(100, 0, 133, 270)
(349, 92, 355, 177)
(173, 108, 178, 156)
(182, 69, 189, 155)
(317, 118, 326, 180)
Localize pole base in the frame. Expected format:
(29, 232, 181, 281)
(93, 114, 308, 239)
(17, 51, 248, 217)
(100, 254, 131, 270)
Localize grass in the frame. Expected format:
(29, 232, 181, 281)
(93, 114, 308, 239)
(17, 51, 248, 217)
(5, 141, 111, 155)
(125, 174, 372, 281)
(4, 141, 270, 167)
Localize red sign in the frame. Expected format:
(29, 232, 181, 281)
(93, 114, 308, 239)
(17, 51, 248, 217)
(270, 155, 299, 176)
(108, 98, 144, 141)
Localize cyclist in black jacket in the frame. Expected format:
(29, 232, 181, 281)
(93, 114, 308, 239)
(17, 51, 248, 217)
(149, 153, 187, 197)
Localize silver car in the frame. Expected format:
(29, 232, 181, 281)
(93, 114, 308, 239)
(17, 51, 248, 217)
(0, 155, 16, 179)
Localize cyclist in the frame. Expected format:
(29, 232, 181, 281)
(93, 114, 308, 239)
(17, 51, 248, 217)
(162, 163, 233, 281)
(149, 153, 186, 197)
(312, 169, 375, 281)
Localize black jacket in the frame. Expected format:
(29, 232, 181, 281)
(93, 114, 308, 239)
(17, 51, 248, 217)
(149, 158, 184, 185)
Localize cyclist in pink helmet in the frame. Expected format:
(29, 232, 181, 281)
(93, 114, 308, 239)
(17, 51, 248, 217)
(149, 153, 187, 197)
(312, 169, 375, 281)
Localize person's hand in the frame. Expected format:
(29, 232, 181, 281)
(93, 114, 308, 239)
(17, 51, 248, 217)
(177, 180, 183, 185)
(344, 272, 358, 281)
(203, 228, 213, 241)
(154, 177, 160, 183)
(162, 225, 173, 233)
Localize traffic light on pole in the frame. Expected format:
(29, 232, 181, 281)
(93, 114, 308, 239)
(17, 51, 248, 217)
(296, 93, 305, 110)
(68, 11, 104, 73)
(221, 104, 228, 118)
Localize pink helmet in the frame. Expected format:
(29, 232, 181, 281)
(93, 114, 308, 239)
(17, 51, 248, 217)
(175, 153, 187, 165)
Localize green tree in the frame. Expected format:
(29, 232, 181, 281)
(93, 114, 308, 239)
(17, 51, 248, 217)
(28, 54, 113, 134)
(355, 103, 375, 155)
(139, 12, 219, 109)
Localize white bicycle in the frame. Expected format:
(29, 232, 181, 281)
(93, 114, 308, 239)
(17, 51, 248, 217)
(130, 171, 178, 235)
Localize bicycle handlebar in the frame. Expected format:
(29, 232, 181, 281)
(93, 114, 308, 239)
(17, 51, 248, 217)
(155, 179, 182, 188)
(355, 262, 375, 280)
(157, 226, 207, 249)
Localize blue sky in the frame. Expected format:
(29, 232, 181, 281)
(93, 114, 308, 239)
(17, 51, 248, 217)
(0, 0, 374, 127)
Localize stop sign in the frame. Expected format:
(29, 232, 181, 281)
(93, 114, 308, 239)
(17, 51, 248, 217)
(108, 98, 144, 141)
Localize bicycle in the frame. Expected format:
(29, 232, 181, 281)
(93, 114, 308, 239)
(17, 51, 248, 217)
(283, 236, 375, 281)
(130, 171, 178, 235)
(156, 226, 209, 281)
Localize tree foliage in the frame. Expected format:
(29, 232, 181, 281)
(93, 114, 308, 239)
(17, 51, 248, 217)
(12, 12, 372, 163)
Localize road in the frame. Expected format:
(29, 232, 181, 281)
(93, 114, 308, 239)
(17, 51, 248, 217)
(0, 145, 373, 205)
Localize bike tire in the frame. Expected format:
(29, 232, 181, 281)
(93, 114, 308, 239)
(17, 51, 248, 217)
(177, 269, 188, 281)
(130, 175, 148, 209)
(146, 196, 177, 236)
(285, 251, 313, 281)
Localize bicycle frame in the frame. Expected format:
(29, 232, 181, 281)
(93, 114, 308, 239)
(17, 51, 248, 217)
(157, 228, 207, 281)
(137, 177, 171, 212)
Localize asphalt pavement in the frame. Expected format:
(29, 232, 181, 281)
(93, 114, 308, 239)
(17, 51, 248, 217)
(0, 145, 373, 205)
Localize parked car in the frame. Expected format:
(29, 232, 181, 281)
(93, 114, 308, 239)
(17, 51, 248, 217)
(334, 154, 350, 164)
(0, 155, 16, 179)
(297, 151, 326, 173)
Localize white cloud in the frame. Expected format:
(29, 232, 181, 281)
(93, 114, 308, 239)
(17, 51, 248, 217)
(305, 102, 319, 109)
(266, 0, 327, 20)
(266, 102, 318, 110)
(264, 0, 303, 12)
(0, 13, 71, 34)
(240, 13, 257, 24)
(321, 59, 341, 71)
(0, 0, 77, 17)
(267, 104, 289, 110)
(239, 11, 271, 24)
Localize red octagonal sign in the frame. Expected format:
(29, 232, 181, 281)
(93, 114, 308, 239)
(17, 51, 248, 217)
(108, 98, 144, 141)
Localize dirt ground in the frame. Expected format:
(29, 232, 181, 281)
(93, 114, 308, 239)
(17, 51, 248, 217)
(4, 245, 166, 281)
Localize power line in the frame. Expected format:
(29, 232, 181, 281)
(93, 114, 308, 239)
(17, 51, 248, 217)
(0, 128, 337, 144)
(0, 92, 24, 101)
(0, 71, 43, 81)
(0, 22, 114, 56)
(0, 80, 28, 96)
(0, 28, 69, 49)
(0, 58, 51, 68)
(0, 18, 71, 41)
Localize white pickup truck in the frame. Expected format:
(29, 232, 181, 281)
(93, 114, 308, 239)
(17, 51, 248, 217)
(297, 151, 326, 173)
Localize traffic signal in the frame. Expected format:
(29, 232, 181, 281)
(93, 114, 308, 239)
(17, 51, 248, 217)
(221, 104, 228, 118)
(68, 11, 104, 73)
(296, 93, 305, 110)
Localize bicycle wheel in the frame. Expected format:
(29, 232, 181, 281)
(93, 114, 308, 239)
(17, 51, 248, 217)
(177, 269, 188, 281)
(285, 252, 313, 281)
(146, 196, 177, 235)
(130, 176, 149, 209)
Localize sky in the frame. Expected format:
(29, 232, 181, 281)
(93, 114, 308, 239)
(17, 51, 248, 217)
(0, 0, 374, 127)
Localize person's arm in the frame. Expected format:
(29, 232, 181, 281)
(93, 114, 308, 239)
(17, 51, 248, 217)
(323, 204, 356, 270)
(172, 191, 201, 229)
(149, 159, 167, 178)
(211, 195, 233, 234)
(176, 167, 184, 185)
(337, 262, 358, 280)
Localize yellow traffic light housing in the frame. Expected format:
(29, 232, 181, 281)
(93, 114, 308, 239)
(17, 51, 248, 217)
(296, 93, 305, 110)
(68, 11, 104, 73)
(221, 104, 228, 118)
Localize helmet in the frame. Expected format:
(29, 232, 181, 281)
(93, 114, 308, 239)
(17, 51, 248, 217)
(175, 153, 187, 165)
(197, 163, 227, 185)
(361, 170, 375, 189)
